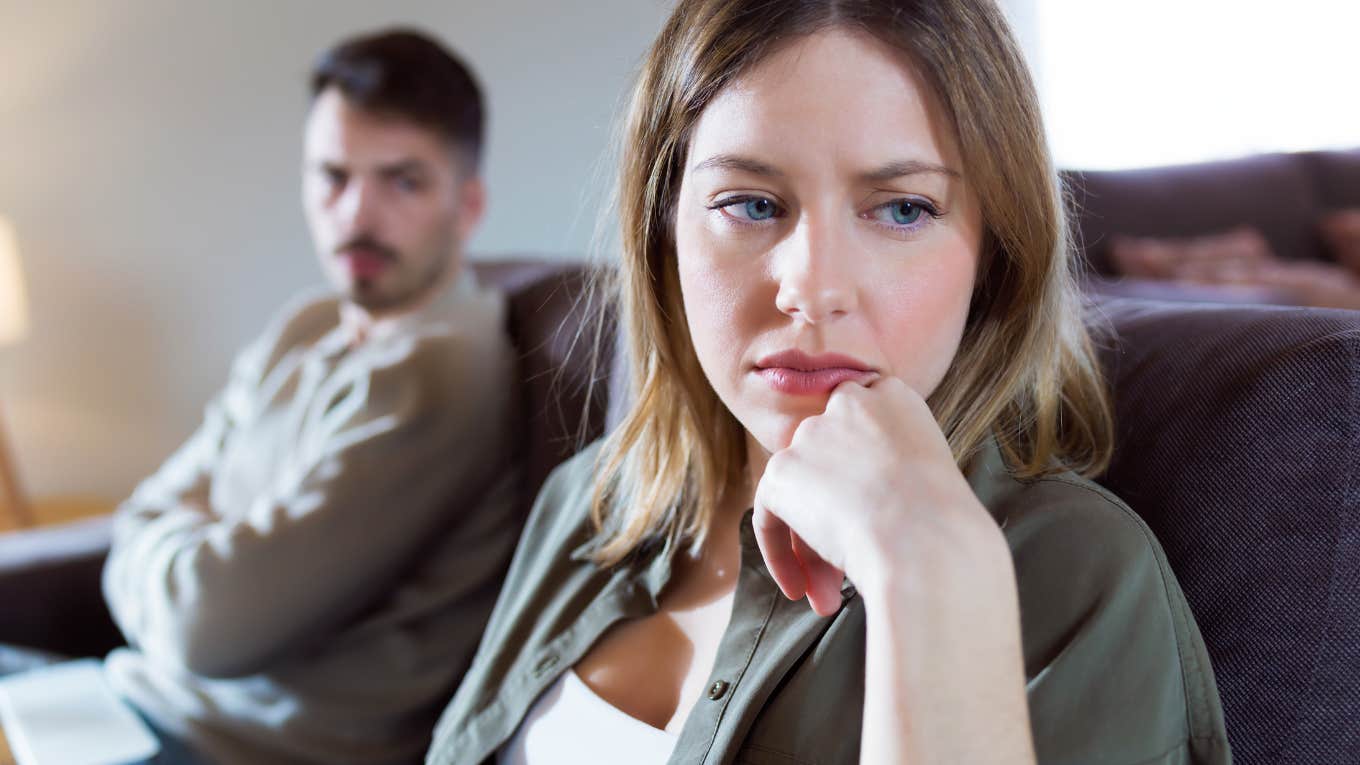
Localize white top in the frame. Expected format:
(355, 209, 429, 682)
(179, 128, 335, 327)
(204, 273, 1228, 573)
(498, 670, 679, 765)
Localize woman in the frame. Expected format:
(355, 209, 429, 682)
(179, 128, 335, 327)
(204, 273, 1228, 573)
(428, 0, 1231, 762)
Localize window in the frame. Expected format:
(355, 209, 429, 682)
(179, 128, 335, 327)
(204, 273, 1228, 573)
(1013, 0, 1360, 169)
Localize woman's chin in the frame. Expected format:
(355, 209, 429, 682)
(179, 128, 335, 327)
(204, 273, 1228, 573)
(744, 412, 812, 454)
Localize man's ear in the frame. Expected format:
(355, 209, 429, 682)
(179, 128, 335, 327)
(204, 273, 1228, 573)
(457, 175, 487, 241)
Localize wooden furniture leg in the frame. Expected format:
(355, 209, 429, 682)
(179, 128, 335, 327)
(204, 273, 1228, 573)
(0, 402, 30, 530)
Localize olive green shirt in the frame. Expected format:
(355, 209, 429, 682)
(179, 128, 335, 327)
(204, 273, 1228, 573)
(428, 439, 1231, 765)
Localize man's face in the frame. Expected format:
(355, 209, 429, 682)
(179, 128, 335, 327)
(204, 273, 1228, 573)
(302, 87, 483, 313)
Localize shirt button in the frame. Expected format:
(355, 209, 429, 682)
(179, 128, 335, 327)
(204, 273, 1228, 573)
(532, 653, 559, 677)
(707, 680, 729, 700)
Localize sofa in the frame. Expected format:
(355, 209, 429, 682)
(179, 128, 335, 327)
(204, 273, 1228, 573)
(2, 258, 1357, 765)
(1064, 147, 1360, 304)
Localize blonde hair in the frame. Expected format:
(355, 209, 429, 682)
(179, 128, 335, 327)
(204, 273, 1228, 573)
(586, 0, 1113, 566)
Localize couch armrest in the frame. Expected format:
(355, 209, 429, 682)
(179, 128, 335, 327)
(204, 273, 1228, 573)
(0, 516, 124, 658)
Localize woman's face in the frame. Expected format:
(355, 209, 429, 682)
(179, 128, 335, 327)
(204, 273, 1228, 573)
(675, 29, 985, 455)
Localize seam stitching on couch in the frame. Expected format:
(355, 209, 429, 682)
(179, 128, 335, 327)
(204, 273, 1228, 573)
(1279, 326, 1360, 759)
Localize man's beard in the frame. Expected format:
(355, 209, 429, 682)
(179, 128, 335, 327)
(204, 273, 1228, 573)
(345, 247, 452, 313)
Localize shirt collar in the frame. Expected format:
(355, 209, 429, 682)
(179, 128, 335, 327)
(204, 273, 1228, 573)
(568, 522, 682, 609)
(963, 435, 1013, 528)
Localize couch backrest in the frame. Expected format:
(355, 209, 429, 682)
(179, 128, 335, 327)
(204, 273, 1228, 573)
(478, 259, 1360, 764)
(1092, 296, 1360, 764)
(1063, 148, 1360, 275)
(1063, 154, 1320, 274)
(471, 260, 613, 521)
(1302, 148, 1360, 211)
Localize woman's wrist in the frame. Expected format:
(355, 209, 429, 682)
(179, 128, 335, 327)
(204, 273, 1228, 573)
(849, 485, 1010, 605)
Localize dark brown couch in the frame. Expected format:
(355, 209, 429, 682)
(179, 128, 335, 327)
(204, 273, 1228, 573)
(1065, 148, 1360, 275)
(3, 259, 1357, 764)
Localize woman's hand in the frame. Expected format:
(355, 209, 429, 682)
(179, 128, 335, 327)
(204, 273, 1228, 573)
(751, 375, 996, 614)
(752, 376, 1035, 763)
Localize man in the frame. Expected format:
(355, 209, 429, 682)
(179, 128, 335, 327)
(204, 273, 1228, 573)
(95, 29, 520, 763)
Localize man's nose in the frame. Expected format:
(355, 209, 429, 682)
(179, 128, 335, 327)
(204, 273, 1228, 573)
(773, 214, 859, 323)
(335, 178, 380, 233)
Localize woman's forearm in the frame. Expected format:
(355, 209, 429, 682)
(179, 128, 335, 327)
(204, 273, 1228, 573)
(857, 521, 1035, 765)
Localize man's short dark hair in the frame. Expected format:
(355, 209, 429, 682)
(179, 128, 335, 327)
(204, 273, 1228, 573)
(311, 28, 485, 170)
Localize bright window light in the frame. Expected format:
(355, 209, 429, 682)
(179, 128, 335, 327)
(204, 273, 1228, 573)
(1032, 0, 1360, 169)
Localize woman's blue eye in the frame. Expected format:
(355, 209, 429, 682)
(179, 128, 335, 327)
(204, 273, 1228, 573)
(710, 196, 781, 224)
(744, 198, 776, 220)
(867, 199, 936, 229)
(889, 201, 924, 225)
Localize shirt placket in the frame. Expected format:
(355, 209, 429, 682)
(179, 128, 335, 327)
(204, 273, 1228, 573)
(447, 573, 658, 764)
(285, 329, 354, 471)
(668, 548, 779, 765)
(669, 515, 854, 765)
(281, 348, 334, 472)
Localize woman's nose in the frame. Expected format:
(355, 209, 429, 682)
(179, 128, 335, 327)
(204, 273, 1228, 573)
(773, 217, 859, 323)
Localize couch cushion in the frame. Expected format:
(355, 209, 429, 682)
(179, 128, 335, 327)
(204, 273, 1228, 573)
(1107, 226, 1273, 281)
(1064, 153, 1322, 274)
(1093, 296, 1360, 764)
(1082, 274, 1293, 306)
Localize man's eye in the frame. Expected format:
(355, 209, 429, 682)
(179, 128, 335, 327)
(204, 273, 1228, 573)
(395, 176, 424, 193)
(323, 168, 348, 188)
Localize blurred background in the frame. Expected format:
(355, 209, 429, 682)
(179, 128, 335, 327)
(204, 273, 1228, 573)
(0, 0, 1355, 515)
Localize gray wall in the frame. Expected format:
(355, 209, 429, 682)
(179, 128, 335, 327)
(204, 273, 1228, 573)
(0, 0, 670, 500)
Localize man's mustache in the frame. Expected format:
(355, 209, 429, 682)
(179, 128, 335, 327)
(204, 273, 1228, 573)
(336, 236, 398, 261)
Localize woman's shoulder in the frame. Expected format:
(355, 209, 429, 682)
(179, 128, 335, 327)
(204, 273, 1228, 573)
(474, 439, 609, 644)
(515, 439, 606, 558)
(991, 465, 1181, 659)
(967, 441, 1171, 594)
(966, 438, 1145, 544)
(1001, 469, 1158, 568)
(981, 464, 1231, 763)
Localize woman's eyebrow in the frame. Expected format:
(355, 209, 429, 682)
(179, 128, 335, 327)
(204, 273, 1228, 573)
(859, 159, 960, 183)
(689, 154, 959, 183)
(691, 153, 784, 178)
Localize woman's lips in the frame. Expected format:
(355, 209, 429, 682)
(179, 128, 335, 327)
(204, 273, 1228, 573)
(756, 366, 878, 395)
(753, 351, 879, 395)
